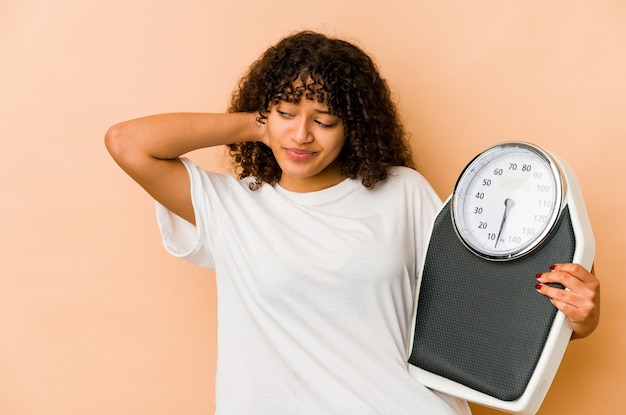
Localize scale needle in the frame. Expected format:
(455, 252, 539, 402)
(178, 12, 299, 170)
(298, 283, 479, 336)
(495, 198, 514, 248)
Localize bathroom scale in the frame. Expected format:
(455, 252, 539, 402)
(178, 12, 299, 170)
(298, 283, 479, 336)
(408, 142, 595, 415)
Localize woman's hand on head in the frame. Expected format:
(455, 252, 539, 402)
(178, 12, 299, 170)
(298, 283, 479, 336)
(535, 263, 600, 340)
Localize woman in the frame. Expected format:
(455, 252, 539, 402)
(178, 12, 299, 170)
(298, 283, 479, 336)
(105, 31, 599, 414)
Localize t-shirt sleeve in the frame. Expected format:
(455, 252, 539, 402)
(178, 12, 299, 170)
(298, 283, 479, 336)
(155, 157, 229, 270)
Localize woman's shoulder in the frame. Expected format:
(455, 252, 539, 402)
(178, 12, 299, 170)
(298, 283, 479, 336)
(387, 166, 432, 187)
(384, 166, 443, 206)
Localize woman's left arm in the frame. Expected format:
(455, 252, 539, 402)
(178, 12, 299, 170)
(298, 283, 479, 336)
(535, 263, 600, 340)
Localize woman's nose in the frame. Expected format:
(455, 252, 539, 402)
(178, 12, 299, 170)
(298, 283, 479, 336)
(291, 117, 313, 144)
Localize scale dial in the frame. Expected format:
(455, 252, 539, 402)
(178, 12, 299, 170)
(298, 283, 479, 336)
(451, 142, 566, 260)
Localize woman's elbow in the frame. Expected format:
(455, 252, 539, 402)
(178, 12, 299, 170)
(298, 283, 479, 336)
(104, 122, 134, 164)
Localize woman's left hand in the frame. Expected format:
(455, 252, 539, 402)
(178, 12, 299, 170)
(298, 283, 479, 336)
(535, 263, 600, 340)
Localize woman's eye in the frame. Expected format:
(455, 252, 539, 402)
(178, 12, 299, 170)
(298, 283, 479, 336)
(277, 110, 292, 118)
(315, 120, 336, 128)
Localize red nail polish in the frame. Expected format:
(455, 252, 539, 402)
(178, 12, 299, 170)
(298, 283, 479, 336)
(535, 283, 543, 290)
(549, 265, 556, 271)
(535, 273, 543, 279)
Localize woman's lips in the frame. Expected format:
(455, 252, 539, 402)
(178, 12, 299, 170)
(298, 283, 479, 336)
(284, 148, 316, 161)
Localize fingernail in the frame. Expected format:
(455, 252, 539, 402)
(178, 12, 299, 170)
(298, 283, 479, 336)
(536, 273, 543, 279)
(549, 264, 556, 271)
(535, 283, 543, 290)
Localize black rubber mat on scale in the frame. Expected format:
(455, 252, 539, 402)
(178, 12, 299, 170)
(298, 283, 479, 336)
(408, 203, 575, 401)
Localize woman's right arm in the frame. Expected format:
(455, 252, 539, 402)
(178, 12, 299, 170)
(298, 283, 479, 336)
(104, 112, 263, 225)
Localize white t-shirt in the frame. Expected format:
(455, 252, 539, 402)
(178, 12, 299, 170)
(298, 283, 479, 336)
(156, 158, 470, 415)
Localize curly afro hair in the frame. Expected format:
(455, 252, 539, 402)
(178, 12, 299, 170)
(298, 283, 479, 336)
(228, 31, 415, 189)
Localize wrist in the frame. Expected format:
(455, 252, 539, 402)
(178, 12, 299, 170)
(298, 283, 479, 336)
(247, 112, 268, 145)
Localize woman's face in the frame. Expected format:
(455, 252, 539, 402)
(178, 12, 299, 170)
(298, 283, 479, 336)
(266, 97, 346, 192)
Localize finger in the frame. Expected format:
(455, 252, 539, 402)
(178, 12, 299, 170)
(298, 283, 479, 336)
(535, 278, 597, 316)
(535, 285, 585, 327)
(549, 263, 595, 283)
(536, 269, 580, 292)
(548, 295, 599, 339)
(536, 265, 597, 293)
(549, 297, 580, 318)
(535, 281, 572, 304)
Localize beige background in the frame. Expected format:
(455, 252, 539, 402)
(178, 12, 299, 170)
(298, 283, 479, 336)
(2, 1, 624, 414)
